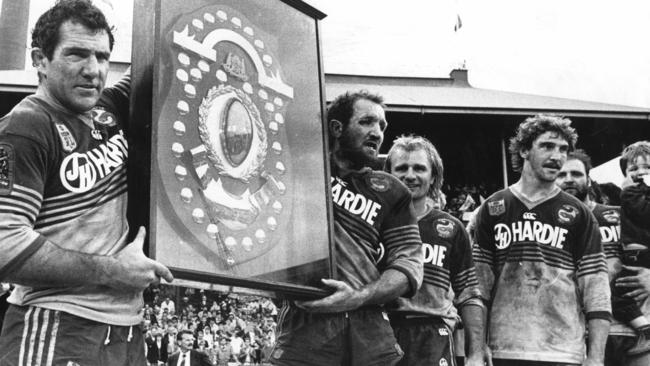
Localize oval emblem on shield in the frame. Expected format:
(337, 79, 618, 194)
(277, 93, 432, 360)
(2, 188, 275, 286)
(222, 99, 253, 166)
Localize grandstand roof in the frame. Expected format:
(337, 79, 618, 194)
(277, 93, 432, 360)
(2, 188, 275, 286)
(325, 70, 650, 120)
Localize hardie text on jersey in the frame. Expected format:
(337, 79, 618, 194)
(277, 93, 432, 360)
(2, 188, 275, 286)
(494, 221, 568, 250)
(60, 132, 128, 193)
(331, 177, 381, 225)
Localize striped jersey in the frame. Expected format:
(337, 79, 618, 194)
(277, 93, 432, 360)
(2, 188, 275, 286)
(473, 187, 611, 363)
(592, 203, 621, 261)
(0, 77, 142, 325)
(330, 166, 423, 295)
(388, 207, 482, 327)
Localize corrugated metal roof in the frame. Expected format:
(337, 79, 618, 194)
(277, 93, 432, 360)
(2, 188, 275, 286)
(325, 73, 650, 120)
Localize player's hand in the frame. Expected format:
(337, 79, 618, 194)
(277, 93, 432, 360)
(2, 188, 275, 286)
(582, 356, 603, 366)
(616, 265, 650, 303)
(107, 227, 174, 291)
(294, 279, 364, 313)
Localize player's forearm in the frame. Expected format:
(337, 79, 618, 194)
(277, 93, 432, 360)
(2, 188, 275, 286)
(461, 302, 486, 359)
(586, 318, 609, 363)
(6, 239, 116, 288)
(357, 269, 411, 306)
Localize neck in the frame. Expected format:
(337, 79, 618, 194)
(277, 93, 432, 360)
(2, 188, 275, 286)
(516, 170, 557, 200)
(332, 150, 360, 171)
(412, 197, 430, 218)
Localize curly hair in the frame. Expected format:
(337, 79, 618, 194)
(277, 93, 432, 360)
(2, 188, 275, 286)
(508, 114, 577, 172)
(384, 134, 444, 201)
(32, 0, 115, 60)
(619, 141, 650, 175)
(567, 149, 593, 175)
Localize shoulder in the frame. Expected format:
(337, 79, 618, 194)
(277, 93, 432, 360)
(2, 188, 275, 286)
(553, 191, 594, 225)
(361, 169, 410, 199)
(426, 209, 467, 240)
(479, 188, 511, 217)
(0, 96, 53, 142)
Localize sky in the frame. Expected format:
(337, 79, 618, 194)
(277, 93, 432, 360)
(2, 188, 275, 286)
(6, 0, 650, 108)
(306, 0, 650, 108)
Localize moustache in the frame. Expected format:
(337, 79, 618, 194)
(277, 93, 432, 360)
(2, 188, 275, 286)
(543, 162, 562, 170)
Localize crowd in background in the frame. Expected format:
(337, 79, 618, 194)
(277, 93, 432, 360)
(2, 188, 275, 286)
(142, 285, 279, 365)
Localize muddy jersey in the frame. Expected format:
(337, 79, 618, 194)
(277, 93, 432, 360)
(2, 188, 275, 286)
(330, 166, 423, 295)
(0, 77, 140, 325)
(473, 187, 610, 363)
(389, 208, 482, 327)
(592, 203, 622, 261)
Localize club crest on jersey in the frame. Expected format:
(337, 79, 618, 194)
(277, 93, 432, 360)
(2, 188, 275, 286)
(55, 123, 77, 152)
(557, 204, 579, 224)
(488, 199, 505, 216)
(602, 209, 620, 224)
(436, 218, 455, 238)
(367, 174, 390, 192)
(90, 106, 117, 127)
(0, 143, 14, 195)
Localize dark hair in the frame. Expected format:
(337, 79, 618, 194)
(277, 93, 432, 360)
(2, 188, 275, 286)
(384, 134, 444, 201)
(177, 329, 193, 341)
(508, 114, 577, 172)
(619, 141, 650, 175)
(327, 90, 385, 145)
(567, 149, 592, 175)
(32, 0, 115, 60)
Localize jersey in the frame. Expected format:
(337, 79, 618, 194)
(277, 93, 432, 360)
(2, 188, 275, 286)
(330, 166, 423, 295)
(592, 203, 622, 261)
(473, 187, 611, 363)
(0, 76, 140, 325)
(388, 207, 482, 328)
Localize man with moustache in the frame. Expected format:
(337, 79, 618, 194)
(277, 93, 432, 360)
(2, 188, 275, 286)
(269, 91, 423, 366)
(557, 149, 650, 365)
(473, 115, 611, 366)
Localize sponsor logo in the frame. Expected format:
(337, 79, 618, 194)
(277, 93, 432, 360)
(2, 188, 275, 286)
(557, 204, 579, 224)
(332, 177, 382, 225)
(488, 199, 505, 216)
(59, 133, 128, 193)
(367, 174, 390, 192)
(0, 143, 14, 195)
(439, 359, 449, 366)
(494, 221, 568, 250)
(423, 243, 447, 267)
(523, 212, 537, 220)
(436, 218, 455, 238)
(438, 327, 449, 336)
(55, 123, 77, 152)
(602, 209, 620, 224)
(599, 225, 620, 244)
(91, 129, 103, 140)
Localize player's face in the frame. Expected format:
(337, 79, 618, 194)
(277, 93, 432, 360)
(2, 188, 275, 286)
(338, 99, 387, 168)
(389, 148, 433, 202)
(626, 155, 650, 182)
(523, 131, 569, 183)
(557, 158, 589, 201)
(35, 21, 110, 113)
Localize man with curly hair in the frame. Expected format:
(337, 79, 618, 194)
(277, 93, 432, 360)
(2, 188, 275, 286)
(0, 1, 173, 364)
(473, 115, 611, 365)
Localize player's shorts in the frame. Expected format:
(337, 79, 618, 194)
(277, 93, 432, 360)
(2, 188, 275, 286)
(270, 305, 403, 366)
(390, 315, 455, 366)
(0, 305, 146, 366)
(605, 334, 650, 366)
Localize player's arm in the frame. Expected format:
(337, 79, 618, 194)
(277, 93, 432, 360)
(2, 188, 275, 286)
(575, 210, 611, 364)
(472, 202, 497, 305)
(451, 222, 486, 365)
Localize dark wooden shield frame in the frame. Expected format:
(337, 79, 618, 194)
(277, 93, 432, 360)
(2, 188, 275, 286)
(129, 0, 333, 299)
